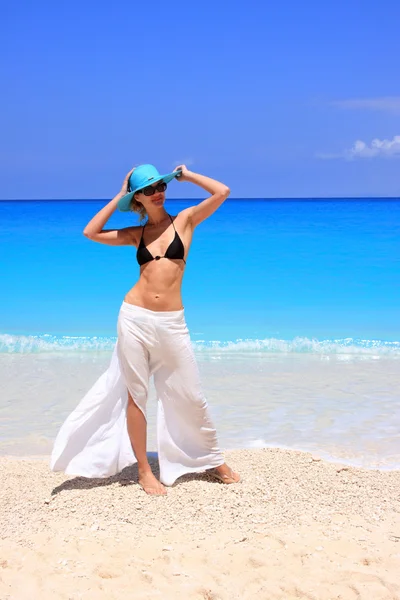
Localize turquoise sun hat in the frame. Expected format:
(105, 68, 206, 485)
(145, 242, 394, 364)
(117, 164, 182, 212)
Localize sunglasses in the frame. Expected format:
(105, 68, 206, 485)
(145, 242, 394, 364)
(129, 181, 168, 197)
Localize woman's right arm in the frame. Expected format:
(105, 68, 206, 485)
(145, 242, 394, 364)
(83, 169, 137, 246)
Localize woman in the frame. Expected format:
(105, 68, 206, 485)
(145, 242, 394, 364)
(51, 164, 240, 495)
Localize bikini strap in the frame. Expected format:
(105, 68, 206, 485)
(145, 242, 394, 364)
(168, 214, 176, 231)
(139, 221, 146, 244)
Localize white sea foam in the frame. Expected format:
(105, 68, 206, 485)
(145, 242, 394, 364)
(0, 333, 116, 353)
(1, 333, 399, 357)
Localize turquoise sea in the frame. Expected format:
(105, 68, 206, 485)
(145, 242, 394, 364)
(1, 198, 399, 468)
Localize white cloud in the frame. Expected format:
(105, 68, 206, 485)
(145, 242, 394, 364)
(348, 136, 400, 158)
(317, 135, 400, 160)
(173, 157, 194, 167)
(331, 97, 400, 114)
(315, 151, 343, 160)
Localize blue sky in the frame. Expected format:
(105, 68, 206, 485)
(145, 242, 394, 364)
(2, 0, 400, 199)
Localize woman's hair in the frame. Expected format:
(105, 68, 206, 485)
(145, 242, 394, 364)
(127, 168, 147, 221)
(130, 195, 147, 222)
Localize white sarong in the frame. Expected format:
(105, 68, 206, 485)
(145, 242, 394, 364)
(50, 302, 224, 486)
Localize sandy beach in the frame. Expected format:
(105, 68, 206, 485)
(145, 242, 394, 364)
(1, 448, 399, 599)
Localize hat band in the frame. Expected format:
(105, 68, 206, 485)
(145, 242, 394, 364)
(130, 175, 164, 194)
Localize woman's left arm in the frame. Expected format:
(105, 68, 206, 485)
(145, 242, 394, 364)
(174, 165, 230, 228)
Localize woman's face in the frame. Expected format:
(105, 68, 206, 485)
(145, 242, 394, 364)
(134, 181, 167, 210)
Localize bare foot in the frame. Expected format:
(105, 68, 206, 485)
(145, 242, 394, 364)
(138, 470, 167, 496)
(209, 463, 240, 484)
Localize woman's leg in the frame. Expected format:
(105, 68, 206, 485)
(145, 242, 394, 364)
(153, 331, 240, 486)
(126, 391, 148, 466)
(126, 392, 166, 495)
(117, 323, 166, 496)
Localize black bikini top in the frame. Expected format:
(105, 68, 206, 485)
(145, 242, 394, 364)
(136, 214, 186, 266)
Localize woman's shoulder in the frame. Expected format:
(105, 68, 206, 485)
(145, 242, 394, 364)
(174, 207, 193, 225)
(119, 224, 144, 247)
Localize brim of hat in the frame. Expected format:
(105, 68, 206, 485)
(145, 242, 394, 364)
(117, 170, 181, 212)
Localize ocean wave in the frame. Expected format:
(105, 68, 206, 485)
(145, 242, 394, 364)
(0, 334, 116, 353)
(1, 333, 399, 356)
(193, 337, 400, 356)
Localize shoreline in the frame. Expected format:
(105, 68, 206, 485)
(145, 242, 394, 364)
(1, 443, 400, 472)
(1, 448, 399, 598)
(2, 353, 400, 474)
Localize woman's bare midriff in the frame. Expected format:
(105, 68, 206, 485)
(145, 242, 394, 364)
(124, 259, 186, 311)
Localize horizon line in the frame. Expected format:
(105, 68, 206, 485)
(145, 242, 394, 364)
(1, 196, 400, 202)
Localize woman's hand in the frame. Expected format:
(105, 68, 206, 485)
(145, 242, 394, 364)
(119, 168, 135, 196)
(173, 164, 191, 182)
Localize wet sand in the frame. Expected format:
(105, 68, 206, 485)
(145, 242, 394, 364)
(1, 448, 399, 599)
